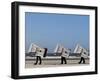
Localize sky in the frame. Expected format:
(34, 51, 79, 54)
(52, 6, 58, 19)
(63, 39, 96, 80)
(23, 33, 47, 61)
(25, 12, 89, 53)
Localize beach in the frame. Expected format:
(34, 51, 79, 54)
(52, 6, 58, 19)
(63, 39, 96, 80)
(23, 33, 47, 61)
(25, 56, 89, 68)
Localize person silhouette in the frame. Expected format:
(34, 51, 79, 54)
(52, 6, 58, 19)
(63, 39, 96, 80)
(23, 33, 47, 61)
(34, 48, 47, 65)
(61, 48, 70, 64)
(78, 49, 85, 64)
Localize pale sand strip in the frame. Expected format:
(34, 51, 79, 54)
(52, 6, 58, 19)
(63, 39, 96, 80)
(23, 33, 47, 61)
(25, 59, 89, 68)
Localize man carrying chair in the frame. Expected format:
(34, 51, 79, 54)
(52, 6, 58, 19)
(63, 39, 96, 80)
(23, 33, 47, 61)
(74, 44, 89, 64)
(61, 48, 70, 64)
(34, 48, 47, 65)
(78, 48, 89, 64)
(54, 44, 70, 64)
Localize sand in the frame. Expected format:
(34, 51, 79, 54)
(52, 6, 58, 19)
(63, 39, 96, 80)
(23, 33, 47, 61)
(25, 57, 89, 68)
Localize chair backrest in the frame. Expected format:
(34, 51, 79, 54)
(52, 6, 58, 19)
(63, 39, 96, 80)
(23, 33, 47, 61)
(43, 48, 48, 57)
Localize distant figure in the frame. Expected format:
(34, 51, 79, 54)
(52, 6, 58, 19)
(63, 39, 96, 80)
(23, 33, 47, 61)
(73, 44, 89, 64)
(78, 49, 85, 64)
(34, 48, 47, 65)
(54, 44, 70, 64)
(61, 48, 67, 64)
(61, 48, 70, 64)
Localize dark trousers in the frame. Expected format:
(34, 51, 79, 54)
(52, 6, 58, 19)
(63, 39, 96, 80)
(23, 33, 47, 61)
(79, 57, 85, 64)
(61, 56, 67, 64)
(34, 56, 42, 65)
